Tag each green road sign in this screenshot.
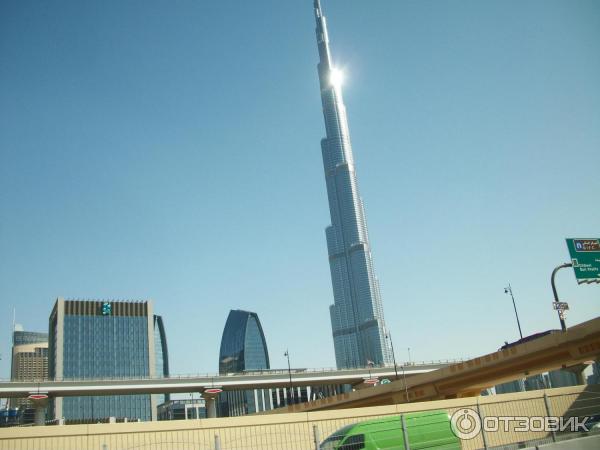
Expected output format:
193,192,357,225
566,238,600,284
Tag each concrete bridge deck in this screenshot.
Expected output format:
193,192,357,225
274,316,600,413
0,363,447,398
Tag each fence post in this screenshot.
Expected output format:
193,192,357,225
313,424,321,450
214,433,222,450
543,392,557,443
476,399,488,450
401,414,411,450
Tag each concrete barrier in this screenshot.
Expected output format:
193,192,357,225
538,434,600,450
0,385,598,450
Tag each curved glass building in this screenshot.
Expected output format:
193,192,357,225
218,310,270,416
313,0,393,369
153,315,170,407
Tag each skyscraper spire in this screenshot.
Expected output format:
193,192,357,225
312,1,393,369
314,0,332,71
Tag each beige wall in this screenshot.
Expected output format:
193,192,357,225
11,343,48,381
10,342,49,410
1,385,598,450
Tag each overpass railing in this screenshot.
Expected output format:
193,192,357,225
0,358,465,383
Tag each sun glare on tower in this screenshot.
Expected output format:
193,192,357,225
329,67,344,88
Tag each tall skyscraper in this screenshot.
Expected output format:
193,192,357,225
9,327,48,410
218,310,271,416
313,0,393,369
48,298,169,421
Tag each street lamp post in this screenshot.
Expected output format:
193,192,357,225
284,350,294,405
366,360,374,379
551,263,571,332
385,331,399,380
504,284,523,339
407,347,411,365
401,365,409,403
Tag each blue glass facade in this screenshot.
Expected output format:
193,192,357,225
61,314,150,420
13,331,48,346
313,0,393,369
62,315,150,379
218,310,270,416
153,315,169,406
219,310,269,374
48,299,168,421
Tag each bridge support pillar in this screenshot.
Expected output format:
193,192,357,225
30,398,48,426
202,391,219,418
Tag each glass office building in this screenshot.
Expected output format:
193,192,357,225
312,0,393,368
48,298,169,421
218,310,270,416
13,330,48,346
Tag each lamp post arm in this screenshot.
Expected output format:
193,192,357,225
551,263,572,332
507,284,523,339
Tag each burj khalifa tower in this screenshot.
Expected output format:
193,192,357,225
313,0,393,369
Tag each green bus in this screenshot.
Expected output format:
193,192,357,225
320,410,461,450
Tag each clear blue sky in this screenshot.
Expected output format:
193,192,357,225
1,0,599,378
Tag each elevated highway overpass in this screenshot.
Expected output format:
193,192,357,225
0,363,446,398
0,363,447,420
273,315,600,413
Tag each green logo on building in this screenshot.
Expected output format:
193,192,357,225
101,302,112,316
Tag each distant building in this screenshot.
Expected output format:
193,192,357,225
548,369,579,388
9,327,48,412
0,408,22,427
216,310,348,415
494,368,584,395
48,298,169,421
270,384,348,409
158,399,206,421
218,310,270,416
524,374,547,391
495,379,525,394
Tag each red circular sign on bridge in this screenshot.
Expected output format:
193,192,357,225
28,394,48,400
204,388,223,395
